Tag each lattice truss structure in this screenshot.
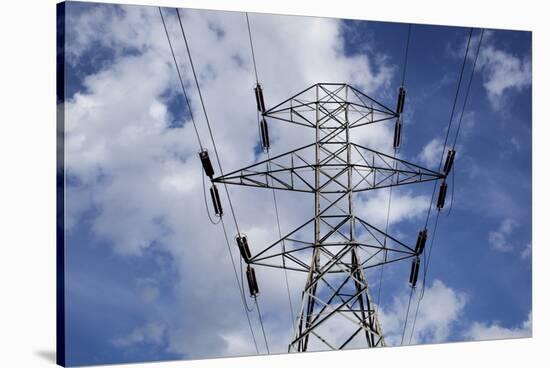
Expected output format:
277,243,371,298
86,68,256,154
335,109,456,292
213,83,445,352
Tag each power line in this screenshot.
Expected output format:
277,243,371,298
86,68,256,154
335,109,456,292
160,6,217,227
381,23,412,323
400,283,415,345
447,163,456,217
254,296,271,354
245,13,259,84
447,29,485,216
160,7,260,353
414,27,474,342
268,153,295,330
246,12,266,146
175,8,273,354
175,8,242,236
220,217,260,353
452,29,485,150
245,12,295,332
396,24,412,148
158,7,203,150
377,136,397,309
400,24,412,87
422,28,483,295
408,28,483,344
408,211,441,344
423,27,473,229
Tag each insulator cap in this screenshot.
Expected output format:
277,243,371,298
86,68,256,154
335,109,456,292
246,265,260,297
254,84,266,114
436,181,448,210
409,257,420,287
260,118,270,149
209,184,223,216
443,149,456,176
393,119,402,148
396,87,406,115
415,229,428,255
236,234,252,263
199,149,215,178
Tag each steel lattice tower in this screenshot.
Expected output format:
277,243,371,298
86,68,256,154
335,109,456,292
213,83,444,352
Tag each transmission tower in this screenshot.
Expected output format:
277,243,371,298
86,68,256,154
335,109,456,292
209,83,447,352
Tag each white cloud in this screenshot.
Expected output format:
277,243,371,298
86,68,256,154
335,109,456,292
356,189,430,229
449,32,530,110
510,137,521,151
64,5,533,360
417,137,443,169
465,312,531,341
63,3,469,359
378,279,467,346
521,243,532,260
112,321,167,348
136,278,160,303
488,218,518,252
478,44,531,109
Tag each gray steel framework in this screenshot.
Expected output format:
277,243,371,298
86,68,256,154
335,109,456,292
213,83,444,352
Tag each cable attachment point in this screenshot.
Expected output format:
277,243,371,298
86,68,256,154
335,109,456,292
393,119,402,148
199,149,215,179
414,228,428,255
209,183,223,216
409,257,420,288
443,149,456,177
436,181,448,210
236,234,252,264
246,265,260,297
254,83,266,114
396,86,406,115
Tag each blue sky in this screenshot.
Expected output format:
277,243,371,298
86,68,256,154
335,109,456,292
61,1,531,366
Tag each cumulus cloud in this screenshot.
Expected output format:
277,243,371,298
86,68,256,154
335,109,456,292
520,243,532,260
66,3,528,361
378,279,467,346
465,312,531,341
417,137,443,169
510,137,522,151
478,44,531,109
488,218,518,252
356,189,430,229
63,3,403,359
136,278,160,303
449,31,531,109
112,321,167,348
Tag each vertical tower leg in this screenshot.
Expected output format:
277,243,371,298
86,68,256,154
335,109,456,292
289,84,384,352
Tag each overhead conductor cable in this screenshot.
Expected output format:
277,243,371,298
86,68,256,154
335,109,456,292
408,28,484,345
245,11,294,335
379,24,411,324
177,8,270,354
163,7,261,353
